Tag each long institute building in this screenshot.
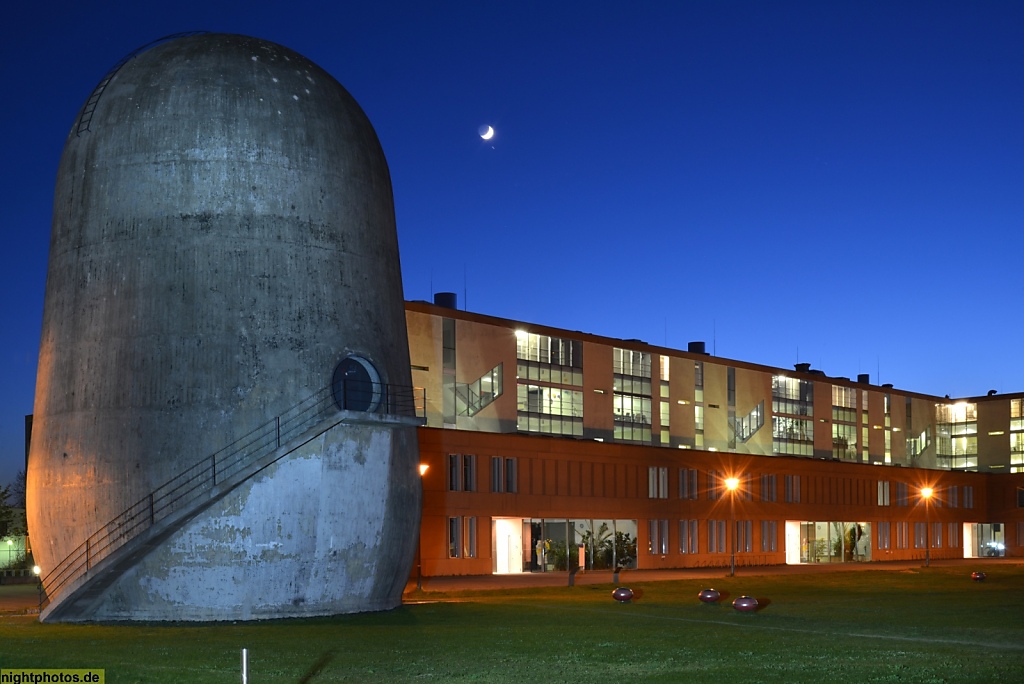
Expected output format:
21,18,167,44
25,295,1024,583
407,296,1024,578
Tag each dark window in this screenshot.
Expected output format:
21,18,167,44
332,356,381,412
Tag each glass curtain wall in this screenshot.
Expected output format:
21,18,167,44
936,402,978,470
799,521,872,563
500,519,640,573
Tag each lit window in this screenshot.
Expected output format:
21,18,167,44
648,467,668,499
648,519,669,555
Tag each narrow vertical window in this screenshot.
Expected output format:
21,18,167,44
505,457,518,493
462,454,476,492
465,517,477,558
680,520,699,554
648,520,668,554
760,520,777,552
649,466,668,498
448,517,462,558
784,474,801,503
877,522,890,550
448,454,460,492
708,470,723,500
679,468,698,499
490,456,518,493
491,456,502,492
738,520,752,553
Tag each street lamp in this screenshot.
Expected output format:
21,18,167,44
34,565,42,612
725,476,740,577
416,464,429,590
921,486,933,567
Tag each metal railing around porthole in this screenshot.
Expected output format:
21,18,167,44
39,380,425,611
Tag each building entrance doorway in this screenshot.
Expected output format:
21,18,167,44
789,521,871,564
491,518,639,573
491,518,525,574
965,522,1004,558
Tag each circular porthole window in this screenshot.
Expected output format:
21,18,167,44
332,355,383,413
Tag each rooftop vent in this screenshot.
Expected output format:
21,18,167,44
794,363,811,373
433,292,458,309
857,373,870,384
688,341,706,355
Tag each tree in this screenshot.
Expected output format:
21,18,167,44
9,470,25,510
0,484,12,538
0,471,27,538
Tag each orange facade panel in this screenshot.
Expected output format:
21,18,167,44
415,426,1005,577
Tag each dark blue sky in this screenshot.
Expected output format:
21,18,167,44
3,1,1023,484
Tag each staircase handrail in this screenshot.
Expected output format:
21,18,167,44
39,380,424,609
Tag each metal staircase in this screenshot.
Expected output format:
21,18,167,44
38,381,424,620
451,363,503,417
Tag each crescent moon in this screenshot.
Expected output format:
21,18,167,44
479,125,494,140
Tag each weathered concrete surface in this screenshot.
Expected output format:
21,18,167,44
83,421,419,621
28,33,418,620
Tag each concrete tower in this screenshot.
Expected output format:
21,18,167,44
28,33,421,621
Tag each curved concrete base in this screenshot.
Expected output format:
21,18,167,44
72,421,419,622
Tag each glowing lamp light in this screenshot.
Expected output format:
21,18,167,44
419,464,430,477
921,486,934,568
32,566,41,576
725,475,741,577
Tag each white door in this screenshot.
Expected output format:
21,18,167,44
963,523,975,559
493,518,524,574
785,521,802,564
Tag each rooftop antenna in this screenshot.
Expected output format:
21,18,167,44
664,317,667,347
463,264,467,311
713,319,717,356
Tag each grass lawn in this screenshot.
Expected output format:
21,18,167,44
1,565,1022,683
